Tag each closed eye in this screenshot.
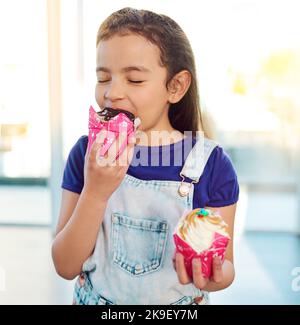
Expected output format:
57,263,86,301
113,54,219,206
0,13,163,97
129,80,144,84
97,80,144,84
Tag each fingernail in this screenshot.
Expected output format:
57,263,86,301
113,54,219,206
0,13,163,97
176,253,182,260
192,258,200,266
96,131,105,143
214,256,221,263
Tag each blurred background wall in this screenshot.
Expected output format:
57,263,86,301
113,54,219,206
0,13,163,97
0,0,299,304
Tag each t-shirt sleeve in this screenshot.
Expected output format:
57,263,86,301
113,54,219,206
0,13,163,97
206,146,239,207
61,136,88,194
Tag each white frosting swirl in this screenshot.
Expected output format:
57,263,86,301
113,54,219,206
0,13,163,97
176,209,230,253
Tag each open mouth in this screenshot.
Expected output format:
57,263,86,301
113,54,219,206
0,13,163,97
97,107,135,122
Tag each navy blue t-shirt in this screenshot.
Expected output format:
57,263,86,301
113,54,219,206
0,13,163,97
61,136,239,208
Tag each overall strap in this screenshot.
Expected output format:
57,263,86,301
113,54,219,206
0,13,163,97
180,137,218,183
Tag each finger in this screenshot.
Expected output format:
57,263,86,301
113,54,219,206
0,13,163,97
212,256,223,283
114,131,129,166
128,134,136,155
96,131,125,167
100,133,119,166
175,253,191,285
116,134,136,167
128,134,137,147
96,129,107,145
103,131,127,166
192,258,208,289
126,135,136,164
88,130,107,162
172,252,176,271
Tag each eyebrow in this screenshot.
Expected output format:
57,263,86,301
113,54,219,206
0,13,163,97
96,66,150,73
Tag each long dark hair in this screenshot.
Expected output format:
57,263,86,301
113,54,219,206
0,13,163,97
96,7,205,137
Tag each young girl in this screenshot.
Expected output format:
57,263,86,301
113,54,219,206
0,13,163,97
52,7,239,305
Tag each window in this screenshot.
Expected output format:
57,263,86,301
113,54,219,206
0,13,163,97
0,0,49,179
0,0,50,225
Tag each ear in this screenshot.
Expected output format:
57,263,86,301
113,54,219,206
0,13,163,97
167,70,191,104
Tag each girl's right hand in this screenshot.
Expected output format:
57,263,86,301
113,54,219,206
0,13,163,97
83,130,136,202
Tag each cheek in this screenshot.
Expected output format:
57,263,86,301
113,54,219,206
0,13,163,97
132,92,156,120
132,85,168,108
95,84,101,97
95,85,104,105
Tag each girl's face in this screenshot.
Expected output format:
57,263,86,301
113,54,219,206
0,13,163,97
95,33,174,133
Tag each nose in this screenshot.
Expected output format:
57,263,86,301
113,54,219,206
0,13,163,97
104,79,125,101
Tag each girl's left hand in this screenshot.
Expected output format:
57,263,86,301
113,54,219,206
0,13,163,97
172,252,223,290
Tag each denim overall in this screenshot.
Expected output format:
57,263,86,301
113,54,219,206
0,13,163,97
73,137,217,305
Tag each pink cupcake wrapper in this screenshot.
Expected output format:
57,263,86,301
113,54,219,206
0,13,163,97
173,232,229,278
87,106,134,159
